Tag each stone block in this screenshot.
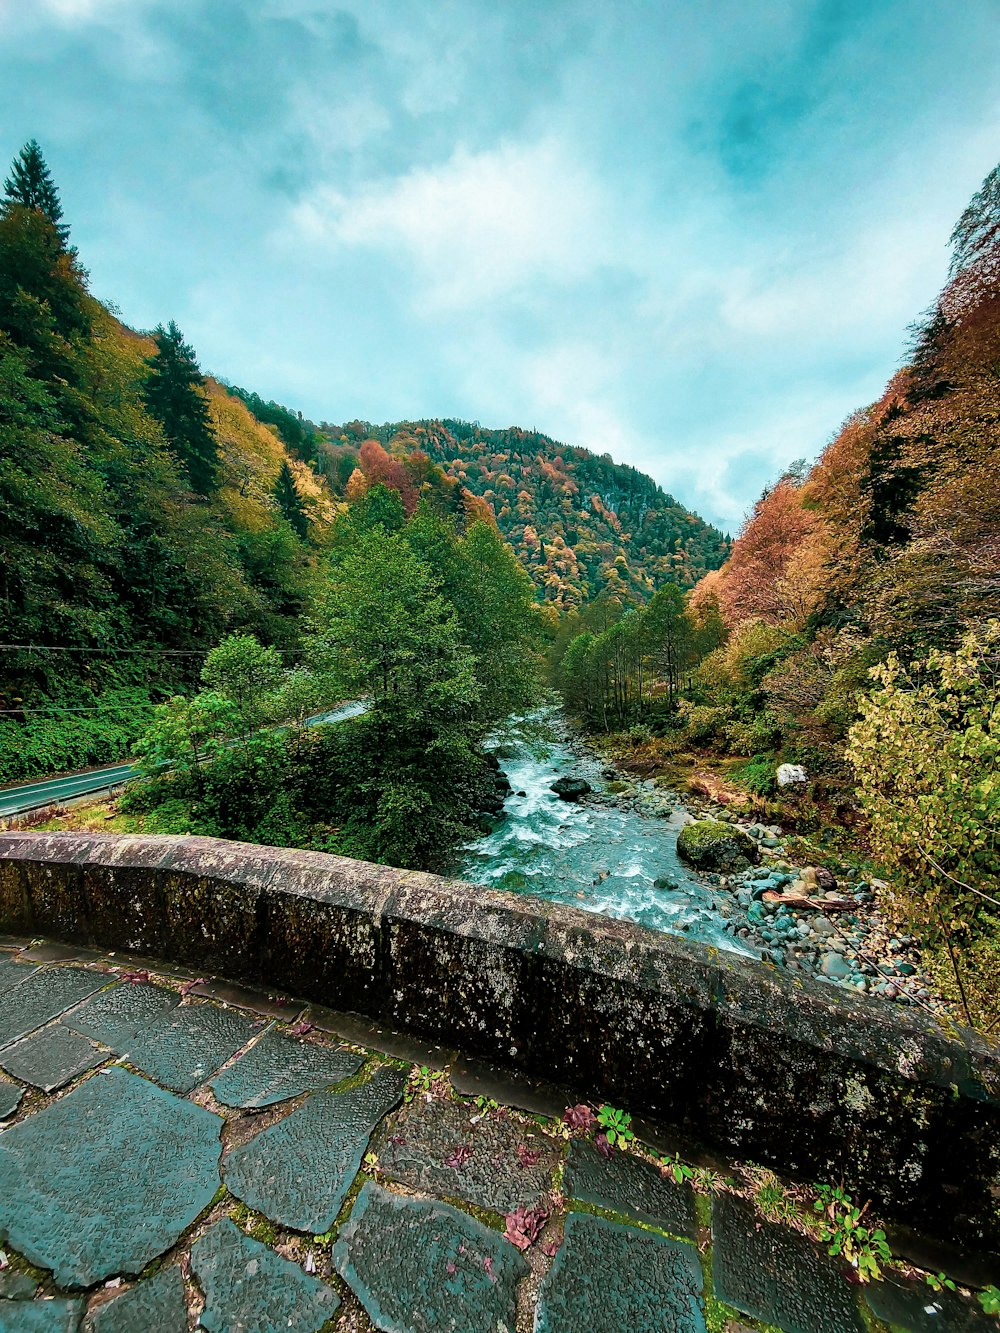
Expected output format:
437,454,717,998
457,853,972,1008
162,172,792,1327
333,1181,528,1333
0,1066,222,1287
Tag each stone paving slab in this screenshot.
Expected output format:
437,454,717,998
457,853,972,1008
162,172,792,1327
82,1266,187,1333
0,1270,38,1298
0,1075,23,1120
0,1298,85,1331
0,1066,223,1287
0,957,39,994
712,1191,865,1333
379,1094,560,1213
63,982,180,1053
0,1025,105,1092
333,1180,529,1333
190,1218,340,1333
224,1064,406,1232
865,1273,993,1330
121,1002,262,1093
535,1211,706,1333
563,1139,697,1237
209,1027,363,1109
0,967,105,1051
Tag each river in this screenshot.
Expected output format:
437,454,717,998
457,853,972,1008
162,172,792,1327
459,710,743,952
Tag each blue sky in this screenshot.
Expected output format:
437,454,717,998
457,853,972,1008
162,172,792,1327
3,0,999,531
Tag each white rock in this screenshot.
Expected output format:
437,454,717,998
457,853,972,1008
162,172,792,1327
776,763,808,787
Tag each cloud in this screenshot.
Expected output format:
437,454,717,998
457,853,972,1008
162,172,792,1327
292,136,621,310
4,0,1000,531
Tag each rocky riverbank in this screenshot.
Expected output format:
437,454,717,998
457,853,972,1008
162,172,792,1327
559,727,950,1020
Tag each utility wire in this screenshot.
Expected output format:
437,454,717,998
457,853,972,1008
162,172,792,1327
0,704,161,715
0,643,305,657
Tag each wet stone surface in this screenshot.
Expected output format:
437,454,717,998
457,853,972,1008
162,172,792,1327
0,1298,85,1332
0,1024,105,1091
333,1180,529,1333
536,1211,706,1333
0,967,104,1051
64,982,180,1053
0,957,38,994
82,1266,187,1333
564,1139,696,1237
121,1002,262,1093
0,1269,37,1298
378,1092,561,1213
0,935,986,1331
0,1066,222,1286
864,1273,993,1330
209,1027,362,1109
190,1219,340,1333
712,1191,865,1333
223,1064,406,1232
0,1074,23,1119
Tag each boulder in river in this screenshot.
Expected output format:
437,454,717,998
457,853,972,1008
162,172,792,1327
550,776,592,802
677,819,760,873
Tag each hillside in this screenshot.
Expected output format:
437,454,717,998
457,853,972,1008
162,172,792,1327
0,149,340,777
315,420,729,608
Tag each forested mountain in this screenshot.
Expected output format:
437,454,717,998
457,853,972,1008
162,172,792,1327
0,142,335,776
1,138,724,782
314,419,729,607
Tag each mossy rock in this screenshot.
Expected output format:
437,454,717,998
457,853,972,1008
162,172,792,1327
676,819,760,873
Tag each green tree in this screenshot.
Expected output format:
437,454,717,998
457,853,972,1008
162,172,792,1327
307,527,483,868
351,480,405,533
144,321,219,495
274,460,309,539
200,633,283,739
3,140,69,245
452,520,540,724
132,690,238,779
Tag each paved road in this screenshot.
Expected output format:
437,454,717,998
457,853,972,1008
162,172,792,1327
0,701,366,820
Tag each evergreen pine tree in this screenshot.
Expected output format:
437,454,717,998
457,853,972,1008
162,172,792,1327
143,321,219,495
3,140,69,245
274,459,309,538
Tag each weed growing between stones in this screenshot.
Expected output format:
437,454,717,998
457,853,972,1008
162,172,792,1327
812,1184,890,1283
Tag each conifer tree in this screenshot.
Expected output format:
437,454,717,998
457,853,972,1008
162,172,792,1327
274,459,309,538
3,140,69,245
143,321,219,495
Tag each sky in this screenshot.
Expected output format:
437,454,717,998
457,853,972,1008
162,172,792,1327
2,0,999,532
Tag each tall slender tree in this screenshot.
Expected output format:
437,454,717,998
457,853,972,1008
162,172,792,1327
3,140,69,245
274,460,309,538
143,321,219,495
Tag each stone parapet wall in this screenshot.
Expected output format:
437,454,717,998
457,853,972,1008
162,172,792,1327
1,830,998,1261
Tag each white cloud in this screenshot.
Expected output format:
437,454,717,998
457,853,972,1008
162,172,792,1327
290,136,620,310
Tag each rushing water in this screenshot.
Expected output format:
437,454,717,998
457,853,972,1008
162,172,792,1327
460,710,744,951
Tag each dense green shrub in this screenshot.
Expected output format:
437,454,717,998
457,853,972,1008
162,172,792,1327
847,621,1000,956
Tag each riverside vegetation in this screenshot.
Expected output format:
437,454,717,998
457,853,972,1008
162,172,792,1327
551,162,1000,1032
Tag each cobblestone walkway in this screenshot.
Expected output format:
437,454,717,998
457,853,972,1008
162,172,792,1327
0,935,990,1332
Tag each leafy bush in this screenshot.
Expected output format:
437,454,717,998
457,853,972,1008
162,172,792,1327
846,622,1000,946
0,687,153,782
733,754,777,797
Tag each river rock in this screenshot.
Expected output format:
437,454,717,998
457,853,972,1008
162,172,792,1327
676,820,760,874
800,866,837,893
821,953,852,980
550,777,592,802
